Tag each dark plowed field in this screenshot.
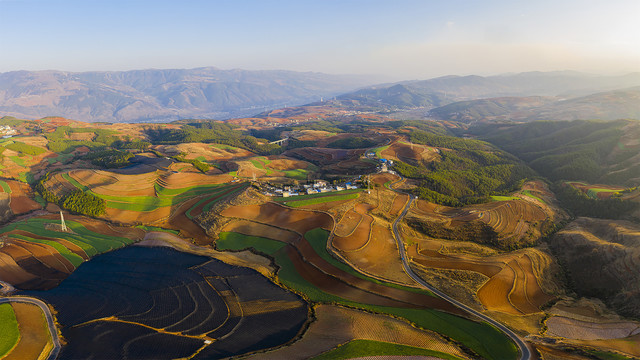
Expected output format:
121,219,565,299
20,246,308,359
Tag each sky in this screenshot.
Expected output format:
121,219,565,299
0,0,638,80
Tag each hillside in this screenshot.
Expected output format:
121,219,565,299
0,68,376,123
429,87,640,123
549,217,640,319
470,120,640,186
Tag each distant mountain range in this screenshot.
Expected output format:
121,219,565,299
0,67,377,123
330,71,640,116
2,68,639,123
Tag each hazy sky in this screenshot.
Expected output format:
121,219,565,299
0,0,638,80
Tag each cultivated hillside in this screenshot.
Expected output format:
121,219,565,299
0,68,376,123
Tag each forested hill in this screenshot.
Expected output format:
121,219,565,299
468,120,640,186
0,67,376,123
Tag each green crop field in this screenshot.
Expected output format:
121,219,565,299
8,233,84,267
134,225,180,235
210,143,242,151
61,173,239,212
0,218,135,259
0,303,20,358
370,144,390,158
521,190,545,203
491,195,521,201
586,188,620,199
0,180,11,193
215,229,518,360
312,339,464,360
278,193,360,208
217,232,287,255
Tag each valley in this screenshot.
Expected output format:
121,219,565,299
0,103,638,360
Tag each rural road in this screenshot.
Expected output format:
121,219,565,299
388,177,531,360
0,296,61,360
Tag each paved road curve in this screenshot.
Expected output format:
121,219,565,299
0,296,61,360
389,178,531,360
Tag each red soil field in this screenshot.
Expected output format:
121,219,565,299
221,202,333,235
380,142,437,165
333,205,373,252
221,220,300,244
389,193,408,217
0,252,35,284
6,180,41,214
411,244,553,314
69,170,157,197
286,242,462,315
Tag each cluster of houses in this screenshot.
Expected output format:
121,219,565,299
262,179,359,197
0,125,17,138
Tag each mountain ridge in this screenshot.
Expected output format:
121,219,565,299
0,67,378,123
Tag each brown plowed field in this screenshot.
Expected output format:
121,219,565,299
2,243,68,282
371,172,398,185
6,302,53,360
7,231,88,260
0,253,35,284
221,202,333,235
248,304,471,360
389,194,408,217
221,220,300,244
334,208,363,237
6,181,41,214
160,172,232,188
294,238,463,315
333,209,373,251
411,244,552,314
381,142,438,165
546,316,640,340
69,170,157,197
157,143,255,161
12,240,74,273
286,244,413,308
477,264,520,314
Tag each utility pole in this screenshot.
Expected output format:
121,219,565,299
60,211,67,232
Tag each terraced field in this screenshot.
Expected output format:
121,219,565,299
407,240,555,315
284,147,376,175
216,225,518,360
566,181,626,199
43,169,247,242
234,155,317,180
0,215,144,290
19,246,308,360
411,195,551,249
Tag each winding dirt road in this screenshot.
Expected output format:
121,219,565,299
388,176,531,360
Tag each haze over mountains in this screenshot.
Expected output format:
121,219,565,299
1,68,639,123
0,67,377,123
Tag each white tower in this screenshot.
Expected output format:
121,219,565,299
60,211,67,232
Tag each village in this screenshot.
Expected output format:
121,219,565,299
261,155,395,197
261,178,361,197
